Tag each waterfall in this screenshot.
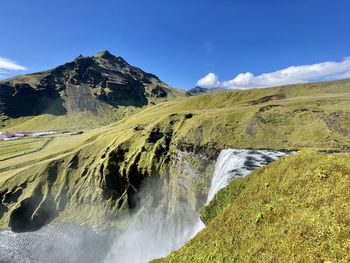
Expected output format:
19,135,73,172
191,149,291,237
206,149,290,203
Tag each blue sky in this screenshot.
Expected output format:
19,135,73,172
1,0,350,89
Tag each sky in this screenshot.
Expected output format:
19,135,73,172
1,0,350,90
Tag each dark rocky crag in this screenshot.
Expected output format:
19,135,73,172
187,86,227,96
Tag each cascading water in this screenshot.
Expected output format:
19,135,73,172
190,149,291,237
0,149,291,263
206,149,290,203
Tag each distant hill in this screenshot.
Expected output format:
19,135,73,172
0,50,186,127
187,86,227,95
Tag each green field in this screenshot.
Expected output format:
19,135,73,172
0,138,51,161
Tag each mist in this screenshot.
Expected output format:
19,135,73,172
104,175,202,263
0,224,113,263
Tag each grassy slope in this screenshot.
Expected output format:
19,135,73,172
1,108,136,132
145,79,350,151
2,83,187,132
0,138,50,161
2,78,350,148
0,79,349,231
154,151,350,263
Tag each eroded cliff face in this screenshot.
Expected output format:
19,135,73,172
0,112,216,232
92,117,216,230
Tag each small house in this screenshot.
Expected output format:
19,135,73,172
14,132,29,137
2,133,15,138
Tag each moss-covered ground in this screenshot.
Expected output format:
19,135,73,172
154,151,350,262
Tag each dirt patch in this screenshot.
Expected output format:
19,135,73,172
324,111,350,136
248,94,286,105
246,105,284,136
258,104,283,113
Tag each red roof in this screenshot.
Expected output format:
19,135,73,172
2,133,15,137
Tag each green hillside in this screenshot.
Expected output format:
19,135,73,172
0,78,349,234
154,151,350,262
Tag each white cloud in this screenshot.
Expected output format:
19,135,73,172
196,72,219,88
197,57,350,89
0,57,27,79
0,57,27,71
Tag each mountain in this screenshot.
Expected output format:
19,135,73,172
187,86,226,95
0,50,186,128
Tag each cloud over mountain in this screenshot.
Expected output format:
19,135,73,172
196,72,219,88
197,57,350,89
0,57,27,78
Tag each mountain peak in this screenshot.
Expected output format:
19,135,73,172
95,50,115,59
75,54,84,60
94,50,128,65
188,86,227,95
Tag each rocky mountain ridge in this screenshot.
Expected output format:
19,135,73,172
0,50,185,120
187,86,227,95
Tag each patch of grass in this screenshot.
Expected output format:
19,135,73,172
1,107,141,132
0,138,50,161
